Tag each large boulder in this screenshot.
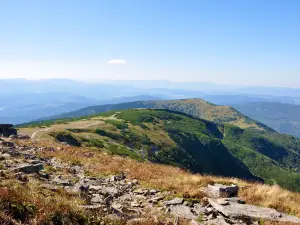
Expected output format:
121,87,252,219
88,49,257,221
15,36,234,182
203,184,238,198
0,124,17,137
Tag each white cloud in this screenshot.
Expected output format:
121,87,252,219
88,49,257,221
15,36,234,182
107,59,127,65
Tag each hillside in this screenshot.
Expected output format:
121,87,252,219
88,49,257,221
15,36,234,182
2,137,300,224
235,102,300,138
19,109,300,192
40,99,271,132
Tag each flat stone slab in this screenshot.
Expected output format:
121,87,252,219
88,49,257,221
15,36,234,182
163,197,183,206
169,205,198,220
208,198,300,223
10,163,43,174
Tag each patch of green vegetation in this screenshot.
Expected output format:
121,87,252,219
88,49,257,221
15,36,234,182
223,140,300,191
106,143,143,161
81,137,104,148
95,128,152,149
66,128,90,133
105,119,128,130
223,124,300,173
117,109,223,138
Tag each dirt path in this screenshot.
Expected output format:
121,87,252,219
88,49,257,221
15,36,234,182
81,121,102,129
31,127,53,139
81,113,117,128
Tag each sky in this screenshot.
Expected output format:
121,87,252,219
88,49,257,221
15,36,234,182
0,0,299,87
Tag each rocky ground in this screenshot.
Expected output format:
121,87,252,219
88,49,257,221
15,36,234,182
1,136,300,225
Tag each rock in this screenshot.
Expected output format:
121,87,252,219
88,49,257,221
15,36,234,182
0,153,11,160
89,185,103,192
91,194,104,204
68,165,83,174
132,179,138,185
9,134,30,140
133,188,149,195
163,197,184,206
205,207,217,215
15,172,29,182
109,174,126,182
48,158,68,169
101,187,120,197
204,184,239,198
193,203,206,215
208,198,300,223
207,213,214,220
52,176,73,186
0,141,15,148
111,203,124,214
78,183,90,192
203,216,229,225
184,201,194,207
130,202,141,207
169,205,197,220
10,163,43,174
190,220,201,225
222,197,246,204
0,124,17,137
149,196,165,203
149,189,159,194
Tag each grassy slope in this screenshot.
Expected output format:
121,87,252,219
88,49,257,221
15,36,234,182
32,98,271,132
25,139,300,219
20,109,300,192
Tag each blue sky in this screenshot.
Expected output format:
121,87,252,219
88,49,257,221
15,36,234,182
0,0,299,86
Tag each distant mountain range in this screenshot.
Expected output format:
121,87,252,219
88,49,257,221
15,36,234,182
235,102,300,138
0,93,161,124
3,78,300,125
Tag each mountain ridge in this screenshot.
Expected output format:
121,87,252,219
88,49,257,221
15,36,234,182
36,98,273,132
19,108,300,192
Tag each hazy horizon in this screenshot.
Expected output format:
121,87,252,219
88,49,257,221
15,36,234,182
1,0,299,87
1,77,300,89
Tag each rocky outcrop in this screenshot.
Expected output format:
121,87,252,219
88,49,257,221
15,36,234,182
0,124,17,137
1,140,300,224
10,163,44,174
208,198,300,224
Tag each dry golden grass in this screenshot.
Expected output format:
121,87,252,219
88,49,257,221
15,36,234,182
0,177,187,225
23,140,300,218
0,178,86,224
